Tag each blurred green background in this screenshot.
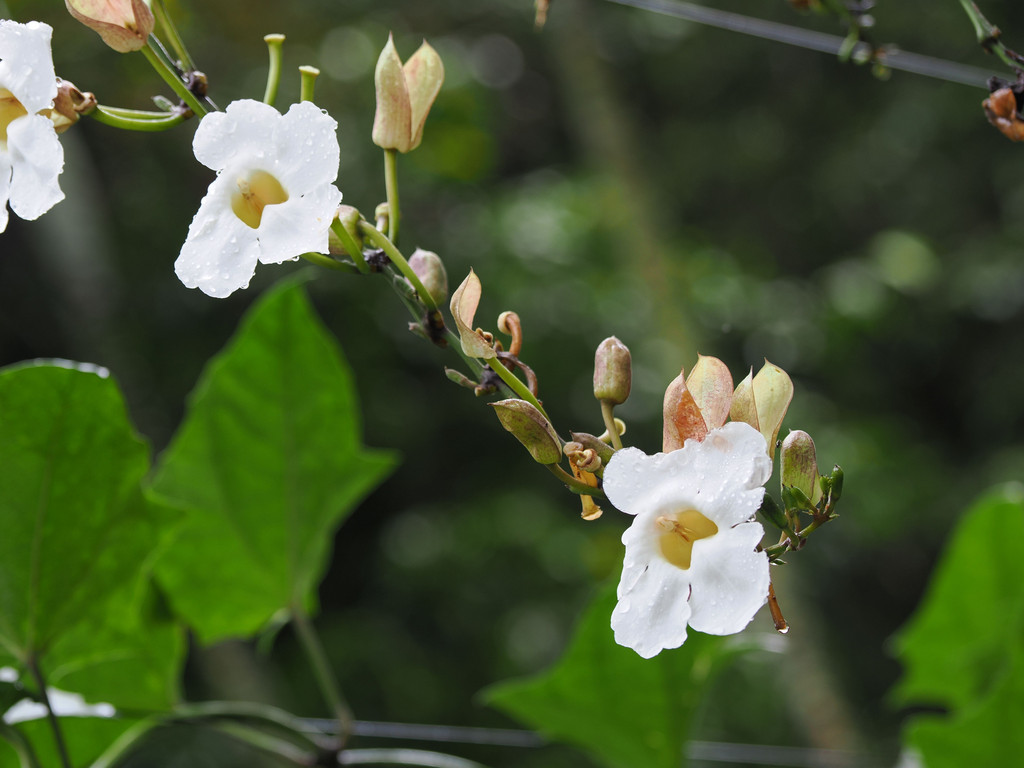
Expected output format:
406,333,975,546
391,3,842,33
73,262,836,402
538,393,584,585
3,0,1024,765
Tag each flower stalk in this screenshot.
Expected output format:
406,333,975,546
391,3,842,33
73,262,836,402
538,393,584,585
26,657,72,768
384,148,401,242
263,34,285,106
141,38,207,116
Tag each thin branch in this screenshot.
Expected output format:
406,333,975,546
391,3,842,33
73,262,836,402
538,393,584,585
338,749,487,768
602,0,997,87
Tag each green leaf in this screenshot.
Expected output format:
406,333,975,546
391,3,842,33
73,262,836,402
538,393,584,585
150,279,398,643
0,362,157,665
891,485,1024,711
0,716,136,768
905,649,1024,767
486,582,743,768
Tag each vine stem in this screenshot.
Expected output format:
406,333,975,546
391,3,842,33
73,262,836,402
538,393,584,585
600,401,623,450
958,0,1024,70
150,0,195,72
290,603,354,747
339,748,486,768
358,222,438,312
88,104,188,131
26,657,72,768
546,464,605,496
141,40,207,117
383,149,401,243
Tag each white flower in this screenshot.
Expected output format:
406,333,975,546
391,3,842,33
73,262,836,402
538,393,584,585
603,421,773,658
175,99,343,298
0,19,64,233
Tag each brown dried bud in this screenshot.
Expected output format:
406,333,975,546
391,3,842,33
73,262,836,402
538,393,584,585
46,80,96,134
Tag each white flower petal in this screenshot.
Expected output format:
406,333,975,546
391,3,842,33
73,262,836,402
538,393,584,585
0,20,57,114
6,113,63,221
686,522,770,636
612,558,693,659
271,101,341,194
256,182,341,265
192,100,280,172
175,182,260,298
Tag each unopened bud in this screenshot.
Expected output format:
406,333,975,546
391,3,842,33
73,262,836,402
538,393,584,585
780,430,821,505
490,399,562,464
372,34,444,153
65,0,154,53
593,336,631,405
327,205,363,256
408,248,448,305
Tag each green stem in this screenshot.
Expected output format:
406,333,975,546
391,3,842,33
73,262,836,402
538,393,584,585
88,104,188,131
26,658,71,768
358,222,438,312
291,604,353,746
151,0,195,72
958,0,1024,69
600,401,623,450
299,66,320,103
0,721,43,768
299,251,360,273
263,34,285,106
141,40,207,117
211,722,316,765
763,515,833,559
383,149,401,243
486,358,550,422
339,749,487,768
546,463,605,496
331,218,369,273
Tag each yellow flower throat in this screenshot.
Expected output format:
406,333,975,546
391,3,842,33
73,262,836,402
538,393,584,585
656,509,718,570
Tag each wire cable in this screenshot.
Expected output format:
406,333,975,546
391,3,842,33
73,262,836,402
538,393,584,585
603,0,999,88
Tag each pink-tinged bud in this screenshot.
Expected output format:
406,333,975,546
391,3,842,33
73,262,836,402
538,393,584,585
408,248,448,305
490,399,562,464
372,34,444,153
661,355,735,452
662,369,707,452
730,360,794,460
685,355,733,431
593,336,632,405
65,0,154,53
450,270,496,360
781,430,822,505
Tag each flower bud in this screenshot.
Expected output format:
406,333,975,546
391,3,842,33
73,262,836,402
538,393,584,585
490,399,562,464
593,336,631,405
65,0,154,53
729,360,794,460
372,34,444,153
327,205,364,256
780,430,822,505
408,248,448,305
